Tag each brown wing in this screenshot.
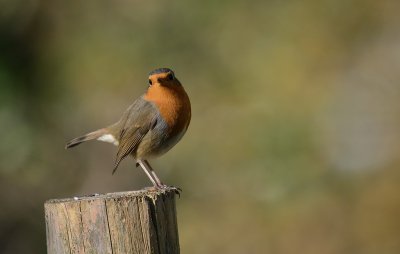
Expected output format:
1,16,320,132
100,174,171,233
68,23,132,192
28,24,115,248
112,97,158,174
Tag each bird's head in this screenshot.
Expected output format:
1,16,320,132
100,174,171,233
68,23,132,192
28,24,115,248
148,68,181,87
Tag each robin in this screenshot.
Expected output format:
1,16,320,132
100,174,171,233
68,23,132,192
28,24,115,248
65,68,191,189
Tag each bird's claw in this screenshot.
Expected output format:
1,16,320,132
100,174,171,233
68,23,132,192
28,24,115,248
158,185,182,197
145,185,182,198
168,186,182,198
144,185,182,197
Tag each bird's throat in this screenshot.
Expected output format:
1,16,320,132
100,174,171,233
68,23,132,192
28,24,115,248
144,84,191,130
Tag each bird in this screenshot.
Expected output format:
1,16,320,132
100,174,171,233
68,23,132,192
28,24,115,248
65,68,191,189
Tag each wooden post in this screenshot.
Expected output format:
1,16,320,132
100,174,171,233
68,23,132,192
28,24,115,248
44,188,180,254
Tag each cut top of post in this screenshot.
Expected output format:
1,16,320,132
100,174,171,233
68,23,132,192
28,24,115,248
45,188,180,254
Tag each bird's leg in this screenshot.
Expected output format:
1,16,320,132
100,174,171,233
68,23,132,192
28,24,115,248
142,160,164,187
137,160,182,195
144,160,182,194
137,159,160,187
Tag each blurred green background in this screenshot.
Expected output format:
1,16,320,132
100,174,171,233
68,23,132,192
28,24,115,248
1,0,400,253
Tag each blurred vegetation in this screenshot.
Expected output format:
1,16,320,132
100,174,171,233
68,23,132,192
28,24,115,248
1,0,400,253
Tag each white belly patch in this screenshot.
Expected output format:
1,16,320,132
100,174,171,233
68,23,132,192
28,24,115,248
97,134,119,146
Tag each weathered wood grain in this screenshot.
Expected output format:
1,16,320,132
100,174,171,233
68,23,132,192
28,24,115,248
45,188,180,254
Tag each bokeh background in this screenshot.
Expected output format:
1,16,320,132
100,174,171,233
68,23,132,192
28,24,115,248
1,0,400,253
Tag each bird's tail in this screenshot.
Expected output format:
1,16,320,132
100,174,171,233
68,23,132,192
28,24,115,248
65,128,108,149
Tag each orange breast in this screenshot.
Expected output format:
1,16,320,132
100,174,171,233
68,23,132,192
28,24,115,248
144,84,191,135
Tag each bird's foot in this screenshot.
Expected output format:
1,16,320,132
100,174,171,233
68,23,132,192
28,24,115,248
143,185,182,197
164,185,182,197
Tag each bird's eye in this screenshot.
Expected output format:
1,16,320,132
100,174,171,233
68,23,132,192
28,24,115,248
167,73,174,81
148,79,152,85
